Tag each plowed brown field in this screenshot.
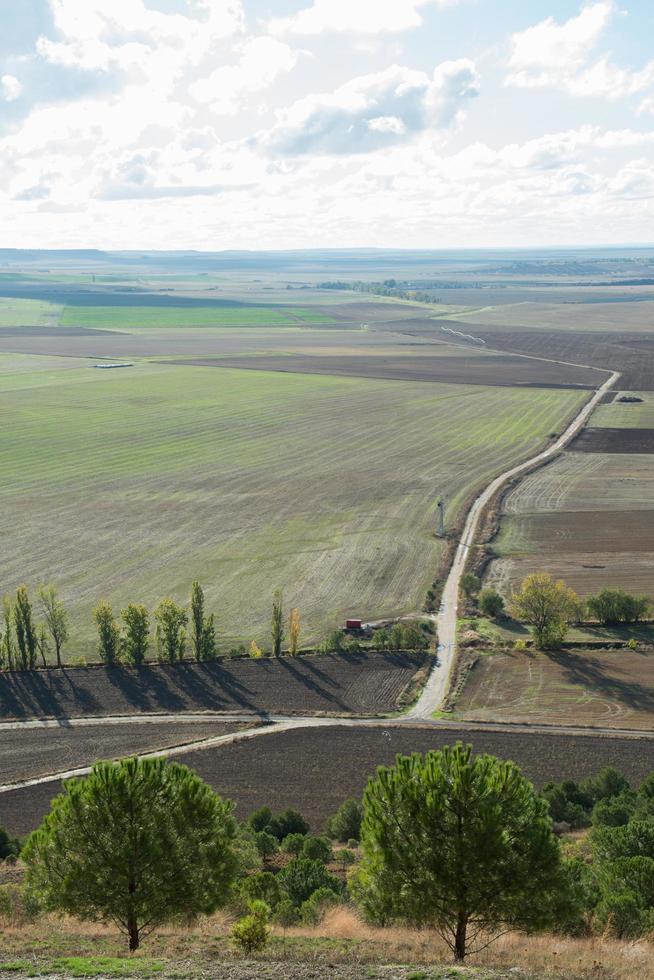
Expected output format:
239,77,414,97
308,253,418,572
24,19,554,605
457,648,654,729
0,652,426,720
3,724,653,837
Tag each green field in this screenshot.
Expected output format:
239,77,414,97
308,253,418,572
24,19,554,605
592,392,654,427
0,359,585,656
0,297,61,326
60,306,333,329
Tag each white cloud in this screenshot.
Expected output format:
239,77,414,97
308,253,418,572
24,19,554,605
189,36,298,115
270,0,459,36
506,1,654,100
1,75,23,102
36,0,245,75
259,59,479,155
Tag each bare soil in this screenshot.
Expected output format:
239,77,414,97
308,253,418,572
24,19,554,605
4,722,654,837
0,652,425,720
0,719,251,784
457,648,654,730
169,353,600,388
567,427,654,453
457,327,654,391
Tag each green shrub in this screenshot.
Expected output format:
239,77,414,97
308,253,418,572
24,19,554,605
478,588,505,619
281,832,306,856
301,836,332,864
299,886,340,925
255,830,278,864
278,858,343,907
461,573,481,597
326,798,363,842
231,900,270,955
273,897,299,929
240,872,281,910
592,794,636,828
0,826,20,859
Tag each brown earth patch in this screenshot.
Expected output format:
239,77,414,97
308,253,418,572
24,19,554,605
164,353,599,388
496,509,654,555
0,652,425,721
0,719,252,785
452,327,653,391
457,648,654,730
567,427,654,453
3,723,654,837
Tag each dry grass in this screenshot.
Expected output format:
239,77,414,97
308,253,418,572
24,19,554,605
1,907,652,979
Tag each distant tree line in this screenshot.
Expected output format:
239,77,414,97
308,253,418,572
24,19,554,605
0,582,304,670
316,279,444,304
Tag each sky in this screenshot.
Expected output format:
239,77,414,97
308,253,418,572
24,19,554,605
1,0,654,250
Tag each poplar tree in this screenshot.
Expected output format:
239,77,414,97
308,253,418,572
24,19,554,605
38,586,69,668
154,598,187,663
13,586,37,670
190,581,216,661
271,589,284,658
289,608,300,655
93,600,121,665
121,604,149,666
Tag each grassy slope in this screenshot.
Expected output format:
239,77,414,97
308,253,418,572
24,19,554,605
0,361,585,655
60,306,333,328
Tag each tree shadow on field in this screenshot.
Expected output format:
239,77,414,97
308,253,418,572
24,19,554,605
103,665,187,714
274,656,349,711
0,669,102,720
547,649,654,716
169,662,263,715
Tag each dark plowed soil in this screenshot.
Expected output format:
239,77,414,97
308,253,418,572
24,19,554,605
165,353,599,388
0,720,250,784
3,723,653,837
568,427,654,453
460,327,653,390
0,652,425,721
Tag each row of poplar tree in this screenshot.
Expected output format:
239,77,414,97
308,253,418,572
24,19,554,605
0,583,301,670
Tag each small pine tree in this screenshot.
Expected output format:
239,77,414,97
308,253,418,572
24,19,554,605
249,640,263,659
231,900,270,955
93,601,121,665
271,590,284,658
289,608,300,655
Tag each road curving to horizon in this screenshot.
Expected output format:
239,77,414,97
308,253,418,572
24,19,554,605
408,368,621,719
0,367,623,800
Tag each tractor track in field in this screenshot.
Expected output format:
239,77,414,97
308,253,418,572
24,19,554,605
0,343,622,798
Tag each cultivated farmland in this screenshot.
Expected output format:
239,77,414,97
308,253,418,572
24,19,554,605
456,648,654,730
4,723,654,836
0,652,426,720
0,359,585,653
60,305,333,329
0,719,252,784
